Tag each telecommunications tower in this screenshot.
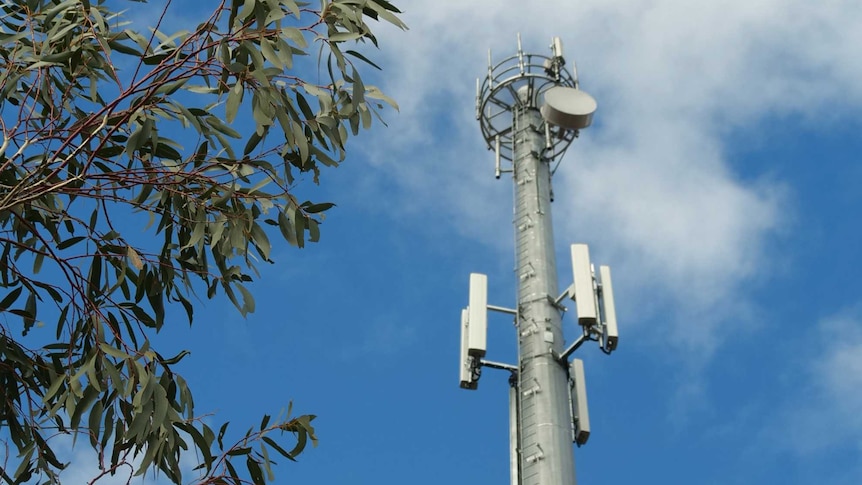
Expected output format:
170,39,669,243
459,36,619,485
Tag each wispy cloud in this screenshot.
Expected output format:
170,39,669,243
796,309,862,450
353,0,862,359
339,314,418,362
752,306,862,485
6,431,201,485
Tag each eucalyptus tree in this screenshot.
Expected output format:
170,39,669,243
0,0,404,483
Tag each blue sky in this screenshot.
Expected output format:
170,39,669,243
41,0,862,484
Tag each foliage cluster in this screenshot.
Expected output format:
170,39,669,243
0,0,404,483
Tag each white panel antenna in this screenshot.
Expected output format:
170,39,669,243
468,273,488,357
551,36,564,60
459,308,476,389
569,359,590,446
599,266,618,352
570,244,597,327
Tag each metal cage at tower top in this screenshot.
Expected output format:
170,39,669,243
476,39,580,164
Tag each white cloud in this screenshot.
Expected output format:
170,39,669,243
759,307,862,459
339,314,419,362
3,431,204,485
813,312,862,435
353,0,862,357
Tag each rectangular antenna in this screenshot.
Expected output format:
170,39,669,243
569,358,590,446
517,33,525,74
570,244,598,326
475,78,481,120
599,265,618,352
495,135,501,179
551,36,564,59
509,384,520,485
487,50,494,90
460,308,476,389
468,273,488,357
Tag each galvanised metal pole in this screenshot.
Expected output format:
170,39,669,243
511,92,576,485
467,36,604,485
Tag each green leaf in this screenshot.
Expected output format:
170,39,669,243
352,66,365,106
22,291,37,335
95,144,126,158
32,432,64,468
154,141,183,161
262,436,293,460
228,446,252,456
177,422,213,472
0,286,23,310
292,122,308,165
70,384,99,430
294,211,306,248
127,246,144,270
87,255,102,299
126,126,144,160
107,39,142,56
281,26,306,47
308,219,320,243
185,215,207,250
365,0,408,29
247,456,265,485
249,223,271,260
237,284,255,315
329,31,362,43
364,85,399,110
225,459,240,482
177,295,194,324
57,236,86,250
152,384,169,430
161,349,191,366
259,38,281,69
233,0,256,27
32,281,62,303
88,400,104,448
295,93,315,120
209,116,243,138
218,422,230,449
345,50,382,70
194,140,210,163
186,85,218,94
260,441,274,481
226,82,243,124
42,375,66,405
286,425,308,457
142,52,171,65
277,210,297,246
302,202,335,214
33,252,45,274
243,131,263,156
132,183,154,205
98,342,132,360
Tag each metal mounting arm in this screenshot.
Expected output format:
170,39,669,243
481,359,519,373
488,304,518,315
559,334,587,363
553,283,575,307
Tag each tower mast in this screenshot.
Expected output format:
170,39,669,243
510,85,574,485
459,35,618,485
